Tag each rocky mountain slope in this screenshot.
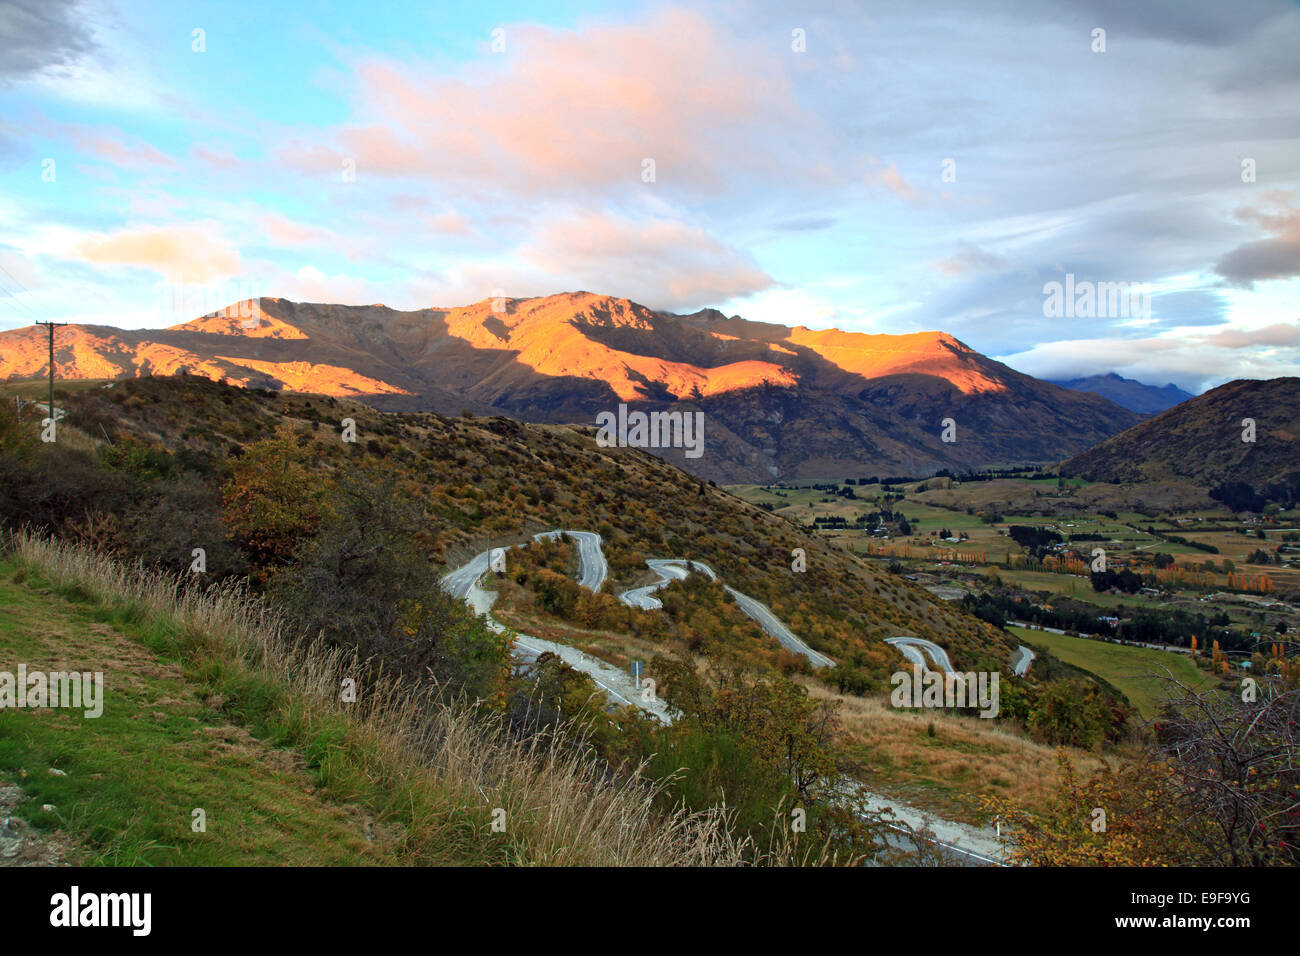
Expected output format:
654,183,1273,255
0,292,1141,481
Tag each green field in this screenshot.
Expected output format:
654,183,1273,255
1007,626,1217,718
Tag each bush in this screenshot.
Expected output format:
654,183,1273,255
269,465,511,699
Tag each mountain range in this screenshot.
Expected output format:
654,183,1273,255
1063,377,1300,499
0,292,1143,482
1050,372,1195,415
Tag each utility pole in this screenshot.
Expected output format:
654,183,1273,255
34,320,67,422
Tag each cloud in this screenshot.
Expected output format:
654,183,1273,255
997,321,1300,392
1214,196,1300,287
74,224,242,282
1045,0,1292,47
277,8,809,199
64,125,178,171
273,265,387,306
260,214,336,248
0,247,45,291
1203,322,1300,349
0,0,96,82
864,157,922,203
933,243,1008,277
191,145,240,171
423,210,473,236
520,210,774,309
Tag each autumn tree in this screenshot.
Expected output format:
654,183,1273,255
220,429,333,573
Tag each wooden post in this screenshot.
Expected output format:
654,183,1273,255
34,320,67,421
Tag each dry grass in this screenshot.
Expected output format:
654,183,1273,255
804,681,1113,824
6,530,767,866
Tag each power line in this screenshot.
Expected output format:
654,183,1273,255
0,261,54,327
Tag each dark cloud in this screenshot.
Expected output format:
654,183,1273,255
1215,237,1300,287
1214,198,1300,286
0,0,96,82
1049,0,1292,47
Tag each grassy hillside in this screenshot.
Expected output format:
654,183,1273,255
25,372,1018,680
2,372,1168,856
0,534,747,865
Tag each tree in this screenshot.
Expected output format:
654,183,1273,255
1026,680,1116,748
220,430,333,573
1151,676,1300,865
270,463,511,699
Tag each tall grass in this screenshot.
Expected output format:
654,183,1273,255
6,530,762,866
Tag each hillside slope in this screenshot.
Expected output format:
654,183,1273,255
1062,377,1300,499
0,538,744,866
23,373,1017,678
0,293,1141,481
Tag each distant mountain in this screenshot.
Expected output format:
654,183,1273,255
1063,378,1300,504
1050,372,1194,414
0,292,1142,482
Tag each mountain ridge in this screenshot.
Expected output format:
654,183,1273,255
1050,372,1195,415
0,291,1142,481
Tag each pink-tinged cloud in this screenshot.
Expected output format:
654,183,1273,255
864,157,921,202
65,126,178,171
277,7,807,197
521,210,773,307
424,210,472,235
260,213,335,247
191,145,240,171
1203,322,1300,349
74,225,241,282
1216,193,1300,287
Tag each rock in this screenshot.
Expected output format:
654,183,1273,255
41,804,56,813
48,768,68,777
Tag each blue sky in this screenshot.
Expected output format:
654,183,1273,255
1,0,1298,392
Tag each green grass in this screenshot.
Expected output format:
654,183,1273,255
1007,626,1217,718
0,537,749,867
0,560,386,865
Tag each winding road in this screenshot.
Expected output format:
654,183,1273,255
616,558,837,669
1012,645,1036,676
884,636,956,673
440,529,1010,864
532,530,608,591
440,536,672,723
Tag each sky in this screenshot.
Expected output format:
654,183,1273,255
0,0,1297,393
